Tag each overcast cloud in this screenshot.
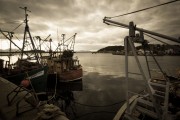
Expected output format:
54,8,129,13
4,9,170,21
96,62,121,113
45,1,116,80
0,0,179,51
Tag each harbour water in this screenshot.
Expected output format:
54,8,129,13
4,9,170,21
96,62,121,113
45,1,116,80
72,53,180,120
0,53,180,120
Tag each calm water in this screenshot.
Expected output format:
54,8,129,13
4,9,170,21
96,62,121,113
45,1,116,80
1,53,180,120
72,53,180,120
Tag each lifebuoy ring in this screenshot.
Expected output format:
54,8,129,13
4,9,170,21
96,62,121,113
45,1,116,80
21,79,30,88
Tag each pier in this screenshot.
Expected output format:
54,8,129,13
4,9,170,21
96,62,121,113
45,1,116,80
0,77,38,120
0,77,69,120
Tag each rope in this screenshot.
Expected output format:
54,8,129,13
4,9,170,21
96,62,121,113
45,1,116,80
47,73,58,102
74,89,145,108
107,0,179,18
74,100,125,107
33,104,68,120
25,72,39,101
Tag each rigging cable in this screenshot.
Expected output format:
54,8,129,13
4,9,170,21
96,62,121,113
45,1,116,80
2,22,24,38
52,41,58,49
73,89,145,108
0,20,21,24
144,33,170,45
107,0,180,18
74,100,125,107
73,91,146,119
14,34,21,42
107,24,127,29
11,22,24,32
144,33,180,51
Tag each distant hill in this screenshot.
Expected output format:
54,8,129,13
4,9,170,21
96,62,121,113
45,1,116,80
76,50,92,53
136,44,180,51
97,46,124,53
0,49,46,53
97,44,180,55
0,49,19,52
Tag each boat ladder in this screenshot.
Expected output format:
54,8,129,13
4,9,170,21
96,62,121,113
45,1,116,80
123,30,170,120
143,46,170,120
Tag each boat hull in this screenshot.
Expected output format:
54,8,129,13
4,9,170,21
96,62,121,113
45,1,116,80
59,67,83,82
48,67,83,82
4,66,48,93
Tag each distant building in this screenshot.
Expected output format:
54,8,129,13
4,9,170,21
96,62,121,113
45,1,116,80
165,49,174,55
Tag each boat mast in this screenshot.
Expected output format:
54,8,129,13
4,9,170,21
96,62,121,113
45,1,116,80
49,38,52,58
8,32,13,64
20,7,40,63
61,34,65,50
71,33,77,51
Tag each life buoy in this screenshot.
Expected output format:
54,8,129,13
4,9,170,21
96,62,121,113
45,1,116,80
21,79,30,88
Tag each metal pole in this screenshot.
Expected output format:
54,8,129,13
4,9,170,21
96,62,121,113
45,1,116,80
128,37,161,119
103,17,180,43
0,30,22,52
140,31,152,78
124,36,130,113
8,32,12,64
61,34,65,50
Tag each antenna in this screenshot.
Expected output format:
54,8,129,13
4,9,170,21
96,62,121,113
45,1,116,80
19,7,31,24
19,7,31,13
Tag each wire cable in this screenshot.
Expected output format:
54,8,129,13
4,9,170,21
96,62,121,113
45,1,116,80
107,0,180,18
74,100,125,107
47,73,58,102
0,20,21,24
11,22,24,32
73,89,145,108
144,33,180,51
144,33,170,45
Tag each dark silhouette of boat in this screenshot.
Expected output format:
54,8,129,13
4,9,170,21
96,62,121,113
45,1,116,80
0,7,48,93
47,49,82,82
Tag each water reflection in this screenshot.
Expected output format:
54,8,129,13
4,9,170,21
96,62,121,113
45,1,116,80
71,53,180,120
72,72,146,120
1,53,179,120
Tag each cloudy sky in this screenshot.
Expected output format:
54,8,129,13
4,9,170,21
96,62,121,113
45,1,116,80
0,0,179,51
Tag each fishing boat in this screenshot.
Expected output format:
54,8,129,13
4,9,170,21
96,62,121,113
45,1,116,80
0,7,48,93
47,50,83,82
103,18,180,120
46,33,83,82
